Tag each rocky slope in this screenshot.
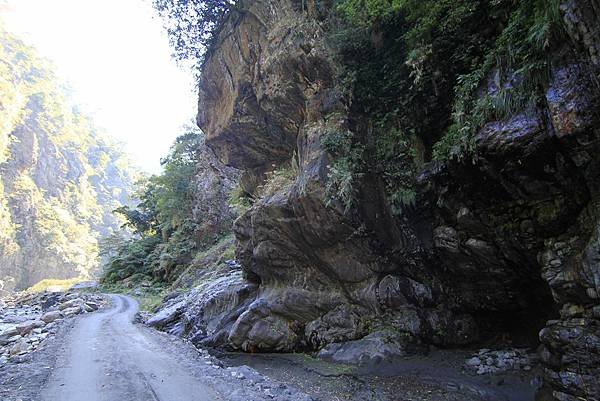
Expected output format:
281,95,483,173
0,290,106,365
0,26,135,292
150,0,600,400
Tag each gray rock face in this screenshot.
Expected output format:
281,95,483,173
167,0,600,399
194,0,495,357
147,269,259,349
146,300,187,328
190,140,240,245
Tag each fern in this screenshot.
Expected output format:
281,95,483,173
433,0,567,161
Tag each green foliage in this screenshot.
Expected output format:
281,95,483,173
335,0,398,26
153,129,202,231
433,0,566,160
229,185,252,214
330,0,568,214
0,24,136,290
137,290,168,312
113,203,156,237
152,0,235,75
321,129,364,212
101,235,162,284
102,128,203,285
374,126,417,213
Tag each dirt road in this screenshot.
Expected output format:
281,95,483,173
42,294,220,401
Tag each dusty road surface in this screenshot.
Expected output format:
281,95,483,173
1,293,310,401
42,294,221,401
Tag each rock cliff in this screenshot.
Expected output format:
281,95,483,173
0,26,135,292
153,0,600,399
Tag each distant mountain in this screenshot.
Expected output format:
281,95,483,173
0,23,136,292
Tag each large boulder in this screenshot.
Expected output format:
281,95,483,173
318,330,428,366
146,300,187,328
40,311,63,324
0,327,19,346
58,298,84,311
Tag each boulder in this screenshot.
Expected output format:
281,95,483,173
64,293,81,301
40,293,62,311
146,300,186,328
41,311,63,324
318,330,427,366
9,339,28,357
0,327,19,346
59,298,84,311
62,306,81,317
16,320,44,336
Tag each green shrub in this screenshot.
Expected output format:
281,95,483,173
432,0,567,160
229,185,252,214
332,0,568,191
321,129,365,212
256,156,299,198
101,128,204,286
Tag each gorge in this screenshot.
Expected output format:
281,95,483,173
1,1,599,400
0,24,135,293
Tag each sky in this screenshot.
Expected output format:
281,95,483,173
0,0,197,173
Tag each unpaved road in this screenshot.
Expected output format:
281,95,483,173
42,294,220,401
2,293,539,401
1,294,311,401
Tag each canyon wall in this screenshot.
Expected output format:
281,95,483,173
0,26,135,292
153,1,600,399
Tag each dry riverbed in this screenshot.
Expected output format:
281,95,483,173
0,290,106,363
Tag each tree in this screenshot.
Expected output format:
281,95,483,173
112,126,202,238
152,0,235,74
102,127,204,285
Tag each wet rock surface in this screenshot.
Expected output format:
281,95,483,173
218,349,543,401
317,330,427,366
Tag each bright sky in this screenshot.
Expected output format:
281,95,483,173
0,0,197,173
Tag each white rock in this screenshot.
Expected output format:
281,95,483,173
59,298,84,311
62,306,82,317
16,320,44,336
466,356,481,366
